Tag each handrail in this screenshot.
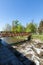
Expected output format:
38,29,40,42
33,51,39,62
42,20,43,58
0,32,31,37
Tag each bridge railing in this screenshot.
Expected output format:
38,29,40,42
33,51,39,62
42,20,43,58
0,31,31,37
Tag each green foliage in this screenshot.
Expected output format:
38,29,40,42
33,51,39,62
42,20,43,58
32,34,43,41
17,24,23,32
26,22,37,33
3,20,37,33
11,20,25,32
38,20,43,34
26,28,31,32
11,20,19,32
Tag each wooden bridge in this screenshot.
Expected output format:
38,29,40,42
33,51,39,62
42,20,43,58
0,31,31,39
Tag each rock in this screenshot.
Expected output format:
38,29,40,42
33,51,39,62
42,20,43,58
39,51,43,58
16,40,43,65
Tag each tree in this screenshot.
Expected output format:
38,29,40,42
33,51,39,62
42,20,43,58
17,24,25,32
4,24,11,31
38,20,43,34
11,20,19,32
26,22,37,33
14,20,19,26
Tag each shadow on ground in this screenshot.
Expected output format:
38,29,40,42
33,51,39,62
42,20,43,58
10,38,31,46
8,41,36,65
0,39,36,65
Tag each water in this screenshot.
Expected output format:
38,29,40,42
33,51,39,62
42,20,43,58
0,37,19,44
0,38,8,46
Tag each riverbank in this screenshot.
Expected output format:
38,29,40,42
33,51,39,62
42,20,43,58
12,39,43,65
32,34,43,41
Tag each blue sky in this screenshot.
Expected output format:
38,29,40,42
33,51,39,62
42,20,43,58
0,0,43,31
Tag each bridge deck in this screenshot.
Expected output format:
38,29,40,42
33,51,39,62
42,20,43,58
0,32,31,37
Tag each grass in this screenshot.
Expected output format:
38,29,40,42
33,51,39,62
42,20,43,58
32,34,43,41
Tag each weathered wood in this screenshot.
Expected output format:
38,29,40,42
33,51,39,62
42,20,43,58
0,32,31,37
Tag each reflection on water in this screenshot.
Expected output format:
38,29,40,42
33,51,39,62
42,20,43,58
1,37,17,44
0,38,8,46
1,37,25,44
0,36,27,45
